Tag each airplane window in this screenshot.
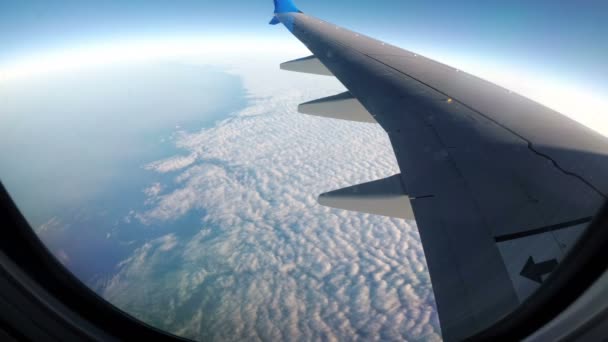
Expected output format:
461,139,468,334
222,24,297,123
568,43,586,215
1,1,606,341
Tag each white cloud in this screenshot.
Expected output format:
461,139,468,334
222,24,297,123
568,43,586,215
36,216,65,234
101,58,441,341
55,248,71,266
145,154,197,174
143,182,163,197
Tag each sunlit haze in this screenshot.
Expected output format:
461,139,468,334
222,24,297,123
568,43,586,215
1,35,606,137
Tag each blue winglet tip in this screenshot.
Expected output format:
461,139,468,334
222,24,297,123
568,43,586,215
269,16,281,25
273,0,300,14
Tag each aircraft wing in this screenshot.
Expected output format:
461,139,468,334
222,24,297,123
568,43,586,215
270,0,608,340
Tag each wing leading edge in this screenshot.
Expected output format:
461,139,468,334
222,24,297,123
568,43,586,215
270,0,608,340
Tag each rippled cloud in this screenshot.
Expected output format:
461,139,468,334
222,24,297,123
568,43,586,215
101,58,441,341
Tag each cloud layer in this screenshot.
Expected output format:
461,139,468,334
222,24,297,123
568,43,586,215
101,58,441,341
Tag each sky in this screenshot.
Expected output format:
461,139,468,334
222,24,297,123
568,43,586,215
1,0,606,133
1,0,606,87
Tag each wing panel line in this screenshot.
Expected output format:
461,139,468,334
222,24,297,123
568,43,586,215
494,217,593,242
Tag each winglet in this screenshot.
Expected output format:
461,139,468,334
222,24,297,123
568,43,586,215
273,0,301,13
270,0,301,25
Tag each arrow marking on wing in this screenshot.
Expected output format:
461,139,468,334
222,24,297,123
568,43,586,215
520,256,559,284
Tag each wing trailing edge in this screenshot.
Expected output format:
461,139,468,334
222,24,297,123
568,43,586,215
318,174,415,220
298,92,377,123
280,55,333,76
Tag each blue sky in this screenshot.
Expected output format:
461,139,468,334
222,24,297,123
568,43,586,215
0,0,606,91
